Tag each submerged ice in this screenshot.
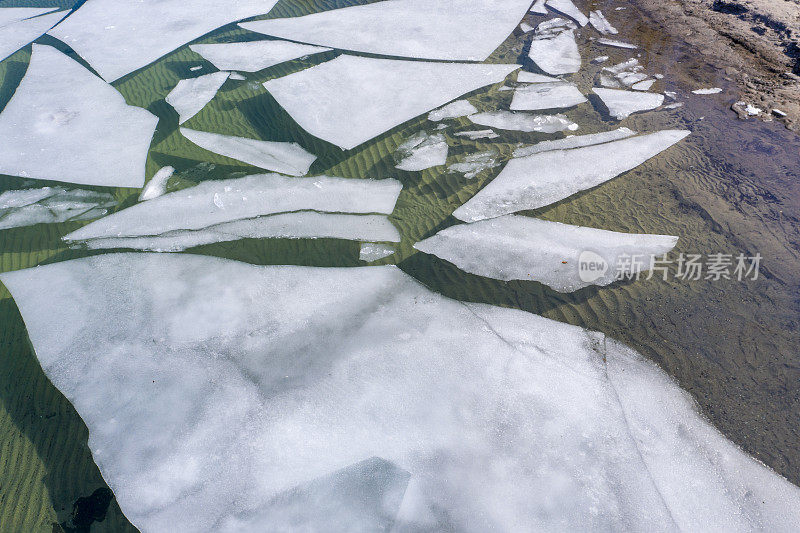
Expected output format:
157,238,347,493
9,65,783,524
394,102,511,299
394,132,448,171
0,187,116,230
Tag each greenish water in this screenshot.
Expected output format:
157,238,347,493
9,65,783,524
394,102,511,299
1,0,799,530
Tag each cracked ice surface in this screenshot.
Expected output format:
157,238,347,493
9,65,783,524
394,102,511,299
453,130,690,221
48,0,281,81
241,0,534,62
262,55,518,150
189,40,332,73
414,215,678,292
0,9,64,62
3,253,800,531
0,45,157,188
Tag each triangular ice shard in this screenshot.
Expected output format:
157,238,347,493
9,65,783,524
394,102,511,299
3,253,800,531
414,215,678,292
262,55,518,150
166,72,229,124
0,10,65,62
512,127,636,157
453,129,690,221
189,40,332,73
545,0,589,26
593,87,664,119
510,81,586,110
0,45,157,188
240,0,534,62
48,0,281,81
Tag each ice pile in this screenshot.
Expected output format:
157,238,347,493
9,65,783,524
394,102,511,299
0,187,116,230
0,8,65,62
414,215,678,292
3,253,800,531
189,40,332,73
63,174,402,251
599,58,650,89
166,72,229,124
394,132,448,171
0,45,157,188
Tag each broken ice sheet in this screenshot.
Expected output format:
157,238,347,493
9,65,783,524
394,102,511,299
512,127,636,157
360,243,396,262
0,45,157,188
545,0,588,26
530,0,549,15
593,88,665,119
517,71,562,83
427,99,478,122
4,253,800,531
510,81,587,111
448,150,500,179
0,187,116,230
588,10,618,35
48,0,282,81
166,72,230,124
414,215,677,292
394,132,448,172
692,87,723,95
454,129,499,140
528,29,581,75
470,111,578,133
139,166,175,201
240,0,534,62
180,128,316,177
0,9,65,62
453,129,689,221
597,38,638,49
64,174,402,242
631,79,656,91
0,7,57,26
262,55,518,150
189,40,332,73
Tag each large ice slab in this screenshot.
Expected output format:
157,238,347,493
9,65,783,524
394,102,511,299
470,110,578,132
394,132,448,171
64,174,402,241
189,40,332,72
48,0,281,81
0,10,64,62
240,0,534,62
510,81,586,110
262,55,518,150
166,72,229,124
414,215,678,292
545,0,588,26
0,187,116,230
593,88,665,119
180,128,316,176
453,129,690,221
4,253,800,531
0,45,157,188
528,29,581,75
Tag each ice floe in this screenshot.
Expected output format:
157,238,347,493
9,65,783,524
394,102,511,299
528,29,581,75
454,129,499,140
139,167,175,201
394,132,448,171
48,0,281,81
427,99,478,122
545,0,588,26
631,79,656,91
0,9,64,62
448,150,500,179
180,128,316,176
510,81,587,111
414,215,678,292
189,40,332,73
533,17,577,38
262,55,518,150
240,0,534,62
453,129,689,221
692,87,723,95
4,253,800,531
470,111,578,133
597,38,638,49
530,0,549,15
520,22,534,33
512,127,636,157
517,71,561,83
64,174,402,242
0,187,116,230
359,243,396,262
0,45,157,188
592,55,609,63
592,88,665,119
166,72,229,124
588,10,618,35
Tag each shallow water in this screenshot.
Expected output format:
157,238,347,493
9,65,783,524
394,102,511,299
0,0,799,530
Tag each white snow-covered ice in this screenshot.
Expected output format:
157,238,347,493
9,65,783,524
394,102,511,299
470,111,578,133
528,29,581,75
597,38,638,49
692,87,723,95
545,0,588,26
189,40,332,72
516,71,561,83
166,72,229,124
139,167,175,201
510,81,587,111
427,100,478,122
593,87,665,119
0,9,64,62
394,132,448,171
512,127,636,157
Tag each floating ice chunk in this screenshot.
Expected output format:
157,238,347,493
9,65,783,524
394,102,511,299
76,212,401,251
530,0,549,15
394,132,448,171
0,45,157,188
453,129,689,221
0,7,57,26
139,166,175,201
592,55,609,63
5,253,800,531
599,74,624,88
0,187,116,230
664,90,677,99
545,0,588,26
588,10,618,34
603,58,640,75
181,128,316,176
64,174,402,241
692,87,722,94
597,38,638,49
454,129,499,140
189,40,332,73
470,111,578,133
654,73,664,79
592,88,665,119
616,71,649,87
520,22,534,33
240,0,533,62
219,457,410,533
415,215,677,292
512,127,636,157
510,81,587,111
166,72,229,124
428,99,478,121
662,102,684,110
228,72,246,81
533,17,577,38
0,10,64,62
360,243,396,262
48,0,281,81
528,30,581,75
631,79,656,91
517,71,561,83
448,150,499,179
262,55,518,150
